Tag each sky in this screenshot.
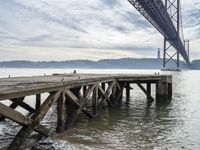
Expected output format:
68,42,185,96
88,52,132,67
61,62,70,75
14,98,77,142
0,0,200,61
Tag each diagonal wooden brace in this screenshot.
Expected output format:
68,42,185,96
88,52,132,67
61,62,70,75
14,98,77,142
137,83,154,103
8,90,62,150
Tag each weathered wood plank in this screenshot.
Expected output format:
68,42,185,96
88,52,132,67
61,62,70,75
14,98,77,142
0,102,49,136
0,102,31,125
0,74,171,101
0,97,24,121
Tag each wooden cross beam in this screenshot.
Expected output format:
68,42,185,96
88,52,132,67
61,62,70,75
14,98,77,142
0,97,24,121
98,81,116,109
0,97,36,122
116,82,125,104
65,86,95,118
10,99,35,113
136,83,154,103
64,85,96,129
8,90,62,150
0,102,32,125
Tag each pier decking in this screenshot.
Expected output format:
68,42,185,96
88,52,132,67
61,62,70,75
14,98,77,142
0,73,172,149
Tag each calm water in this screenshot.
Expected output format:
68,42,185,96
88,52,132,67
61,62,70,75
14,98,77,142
0,69,200,150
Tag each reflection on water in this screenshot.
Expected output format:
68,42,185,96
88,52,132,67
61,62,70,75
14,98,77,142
0,69,200,149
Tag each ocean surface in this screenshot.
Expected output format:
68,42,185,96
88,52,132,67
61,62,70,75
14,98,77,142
0,68,200,150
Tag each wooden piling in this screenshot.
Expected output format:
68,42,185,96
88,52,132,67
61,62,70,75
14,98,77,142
156,76,172,103
65,88,80,130
102,83,105,91
126,82,130,103
147,83,151,100
92,85,98,115
168,83,172,100
56,92,65,133
36,94,41,110
110,83,117,105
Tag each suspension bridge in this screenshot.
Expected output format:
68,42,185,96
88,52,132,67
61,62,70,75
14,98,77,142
128,0,190,69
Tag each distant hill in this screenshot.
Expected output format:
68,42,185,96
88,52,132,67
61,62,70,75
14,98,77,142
0,58,196,69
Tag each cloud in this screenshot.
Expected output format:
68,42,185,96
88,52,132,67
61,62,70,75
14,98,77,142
0,0,199,61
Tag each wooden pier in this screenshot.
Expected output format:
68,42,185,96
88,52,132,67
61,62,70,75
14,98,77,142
0,73,172,149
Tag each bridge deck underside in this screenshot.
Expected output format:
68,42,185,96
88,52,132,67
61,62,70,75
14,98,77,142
128,0,189,62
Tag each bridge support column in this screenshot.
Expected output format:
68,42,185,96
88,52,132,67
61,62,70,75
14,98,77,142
163,0,181,69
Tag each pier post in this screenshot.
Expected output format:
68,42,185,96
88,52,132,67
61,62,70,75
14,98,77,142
110,84,117,105
92,85,98,116
126,82,130,103
147,83,151,100
156,77,170,103
65,88,80,130
36,94,41,109
56,92,65,133
102,83,105,91
168,83,172,100
116,82,124,105
83,86,87,95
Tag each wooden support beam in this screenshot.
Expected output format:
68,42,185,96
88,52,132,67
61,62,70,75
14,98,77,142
0,102,32,125
65,97,77,130
92,85,98,115
137,83,154,103
9,97,24,109
65,90,80,109
126,82,130,103
98,81,115,109
156,79,169,103
36,94,41,110
83,86,87,95
65,87,94,117
56,92,65,133
0,102,50,137
84,84,96,100
35,125,50,137
101,83,105,91
110,84,117,105
8,90,62,150
0,97,24,121
10,100,35,113
65,86,95,129
168,83,172,100
116,82,124,104
146,83,151,100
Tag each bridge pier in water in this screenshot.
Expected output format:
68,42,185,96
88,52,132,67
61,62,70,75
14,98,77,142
0,73,172,149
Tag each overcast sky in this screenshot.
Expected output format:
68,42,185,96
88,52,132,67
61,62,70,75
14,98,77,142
0,0,200,61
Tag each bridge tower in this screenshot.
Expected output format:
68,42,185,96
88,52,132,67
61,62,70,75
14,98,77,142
184,40,190,62
163,0,181,69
